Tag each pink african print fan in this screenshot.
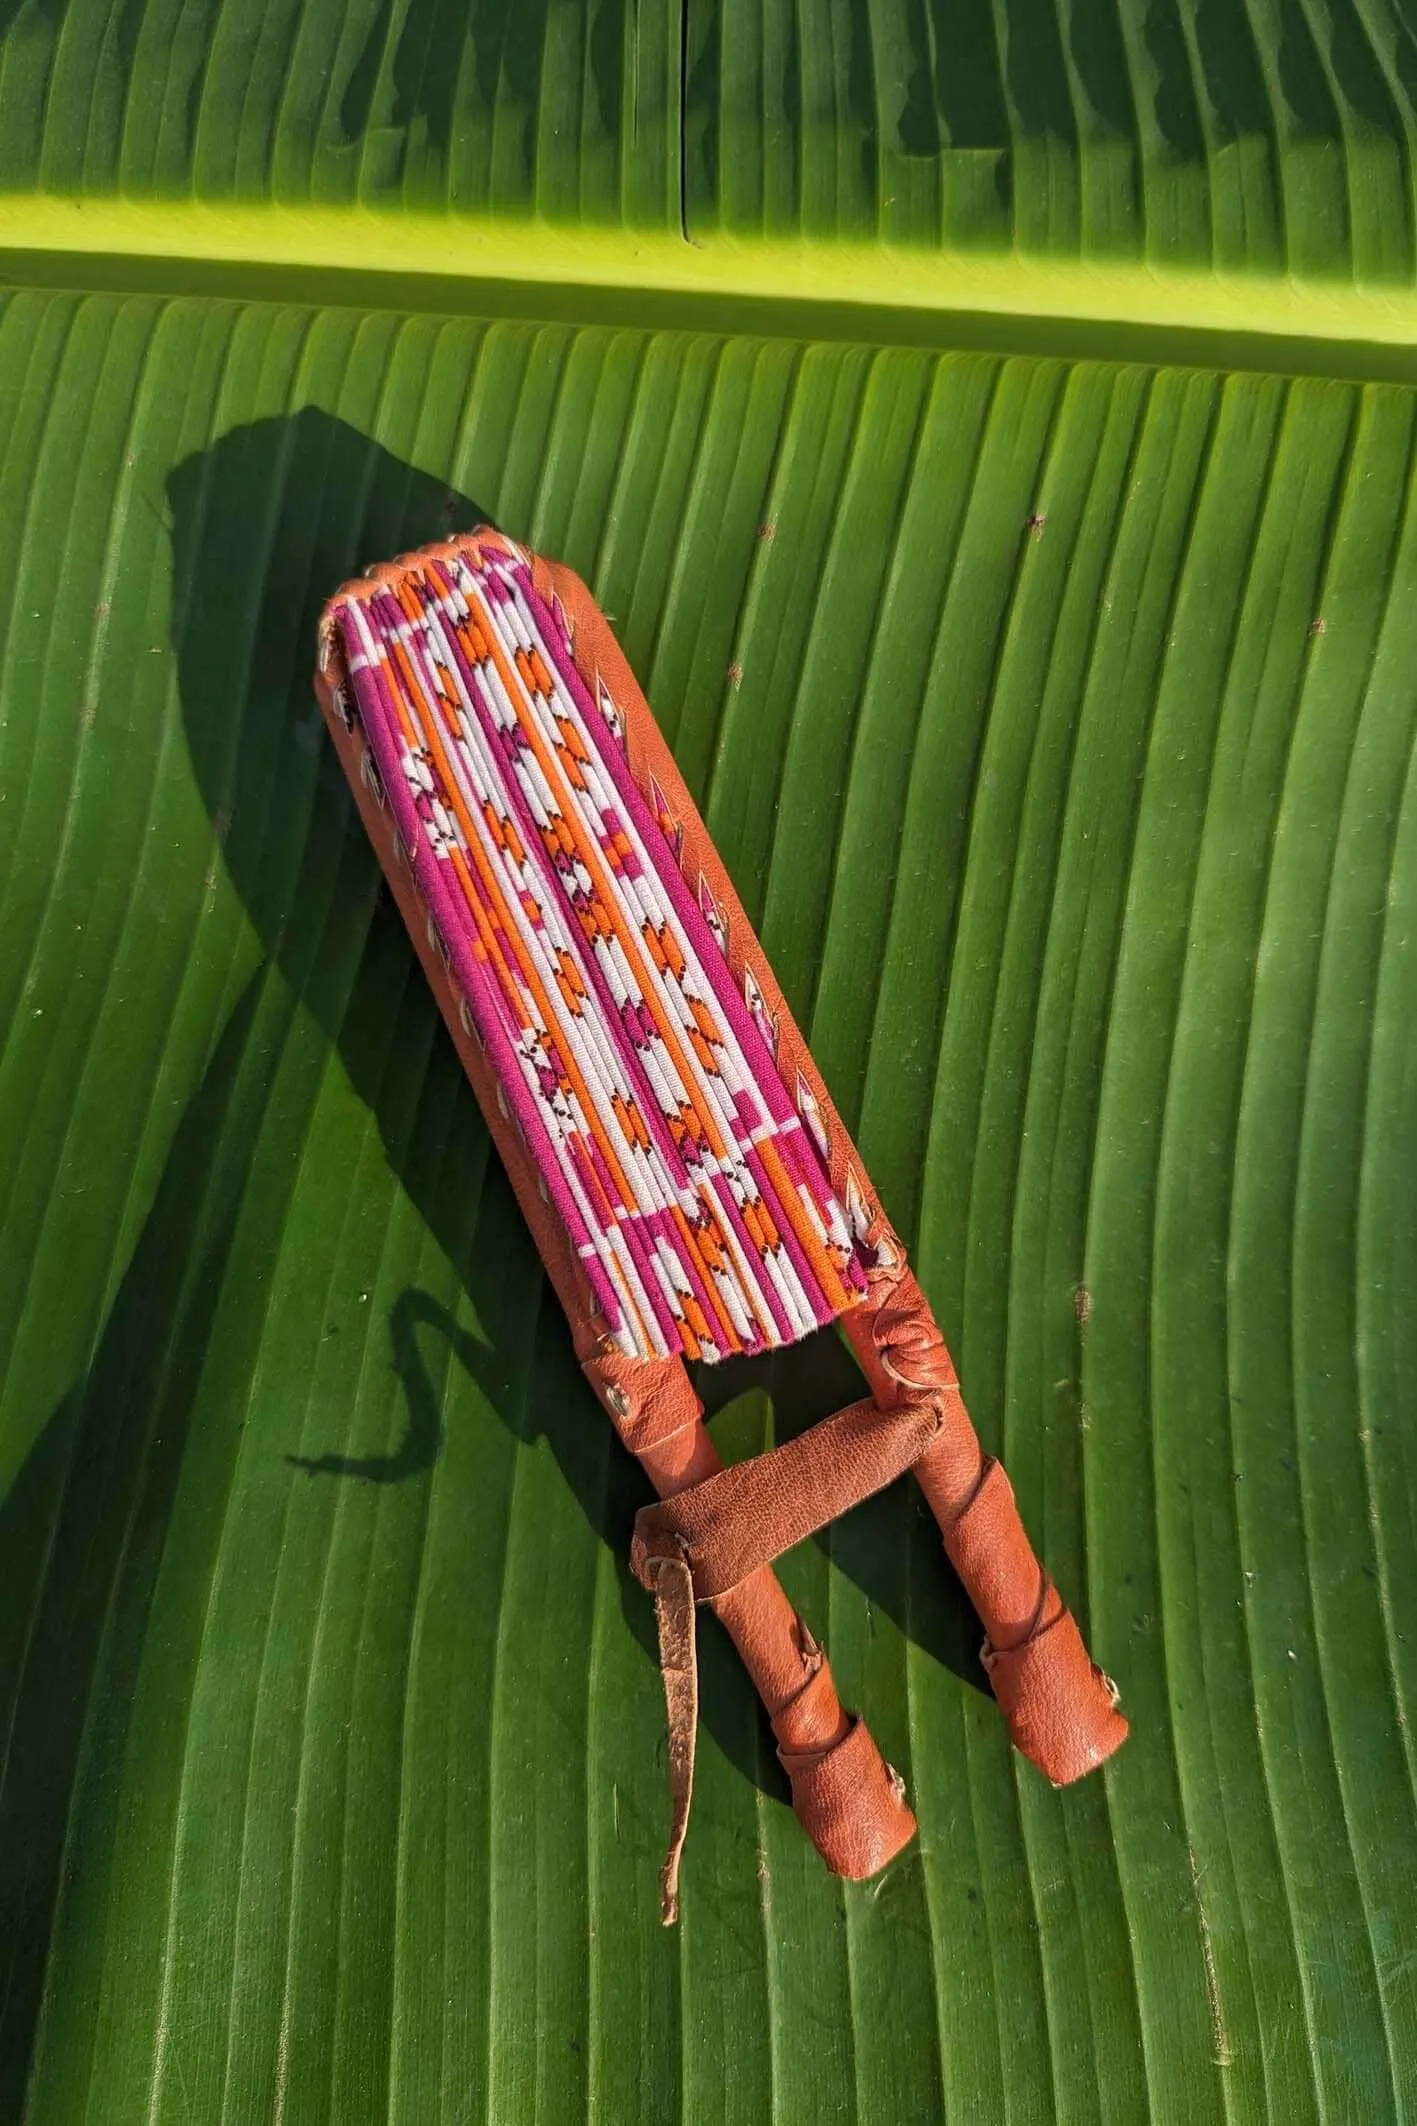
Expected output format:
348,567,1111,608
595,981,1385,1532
315,529,1127,1923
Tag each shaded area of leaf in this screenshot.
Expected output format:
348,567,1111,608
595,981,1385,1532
288,1285,448,1482
0,973,264,2116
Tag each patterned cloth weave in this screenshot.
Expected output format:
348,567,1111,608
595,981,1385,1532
328,538,867,1363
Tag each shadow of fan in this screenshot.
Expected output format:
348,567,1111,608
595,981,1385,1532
287,1286,449,1482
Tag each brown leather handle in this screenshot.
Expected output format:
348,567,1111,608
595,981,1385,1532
630,1392,941,1600
843,1264,1128,1786
583,1348,917,1916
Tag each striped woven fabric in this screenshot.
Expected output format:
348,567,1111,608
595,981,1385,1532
327,537,868,1363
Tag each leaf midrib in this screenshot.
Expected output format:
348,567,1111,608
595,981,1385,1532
8,197,1417,385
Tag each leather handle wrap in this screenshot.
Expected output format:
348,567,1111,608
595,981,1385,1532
629,1394,941,1601
583,1349,917,1909
844,1264,1128,1786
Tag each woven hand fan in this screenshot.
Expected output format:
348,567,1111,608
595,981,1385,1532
314,530,1127,1923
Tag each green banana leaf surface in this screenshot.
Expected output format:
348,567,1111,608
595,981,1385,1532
1,3,1416,2121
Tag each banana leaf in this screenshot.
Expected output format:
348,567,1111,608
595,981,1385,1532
0,5,1415,2120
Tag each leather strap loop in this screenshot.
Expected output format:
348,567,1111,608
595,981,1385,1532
643,1548,698,1925
630,1393,942,1603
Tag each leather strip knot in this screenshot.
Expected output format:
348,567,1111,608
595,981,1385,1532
866,1261,962,1406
